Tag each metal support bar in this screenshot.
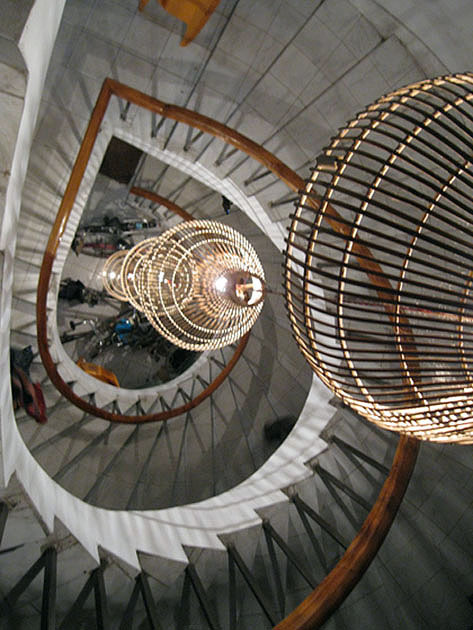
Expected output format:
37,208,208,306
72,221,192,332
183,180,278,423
194,1,323,169
225,376,257,471
178,387,192,403
84,425,140,503
244,168,272,186
228,551,237,630
169,387,181,409
2,556,44,612
151,115,165,138
183,124,195,152
210,355,225,370
177,567,191,628
263,524,286,616
59,570,96,629
223,155,250,181
154,167,172,195
46,397,73,417
15,319,37,332
136,400,146,415
314,463,372,511
196,374,209,388
41,547,57,630
59,566,109,629
316,471,359,531
0,503,8,545
126,422,167,509
112,400,122,415
270,195,299,208
235,352,281,420
262,520,316,589
160,395,171,411
292,497,329,573
292,494,349,549
94,567,110,630
120,100,131,121
168,175,192,200
161,2,239,150
138,573,163,630
144,396,160,415
182,189,215,211
186,564,222,630
171,379,197,503
53,424,114,482
215,145,238,167
210,391,217,495
0,544,22,556
227,545,277,626
119,579,140,630
332,435,390,475
184,129,203,151
171,410,193,504
0,548,56,625
31,412,90,457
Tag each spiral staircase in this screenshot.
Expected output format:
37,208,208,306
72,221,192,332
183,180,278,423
2,0,473,628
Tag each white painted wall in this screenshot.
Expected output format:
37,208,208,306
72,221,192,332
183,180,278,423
0,0,66,488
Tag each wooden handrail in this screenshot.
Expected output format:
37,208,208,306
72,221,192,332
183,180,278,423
33,77,421,625
37,77,417,419
44,327,248,424
275,434,419,629
36,78,254,423
37,77,339,426
130,186,194,221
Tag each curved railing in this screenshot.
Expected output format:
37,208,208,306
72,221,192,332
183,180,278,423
130,186,194,221
36,80,258,423
38,80,356,421
35,78,307,425
44,329,249,424
38,79,417,427
276,434,419,629
35,77,420,625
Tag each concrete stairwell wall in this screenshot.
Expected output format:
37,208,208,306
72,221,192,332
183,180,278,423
0,0,65,487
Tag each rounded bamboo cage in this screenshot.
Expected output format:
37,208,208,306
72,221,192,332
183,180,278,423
285,73,473,443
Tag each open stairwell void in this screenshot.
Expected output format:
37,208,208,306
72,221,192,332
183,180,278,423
2,0,473,628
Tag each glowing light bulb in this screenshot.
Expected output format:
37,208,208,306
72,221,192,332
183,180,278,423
215,276,227,292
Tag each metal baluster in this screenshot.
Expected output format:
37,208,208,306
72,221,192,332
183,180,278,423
226,544,277,626
262,520,316,589
291,493,329,573
53,425,114,482
1,547,57,629
138,573,163,630
126,421,168,509
314,463,372,512
262,522,286,616
331,436,390,475
84,425,140,503
291,494,349,549
186,564,221,630
244,168,272,187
